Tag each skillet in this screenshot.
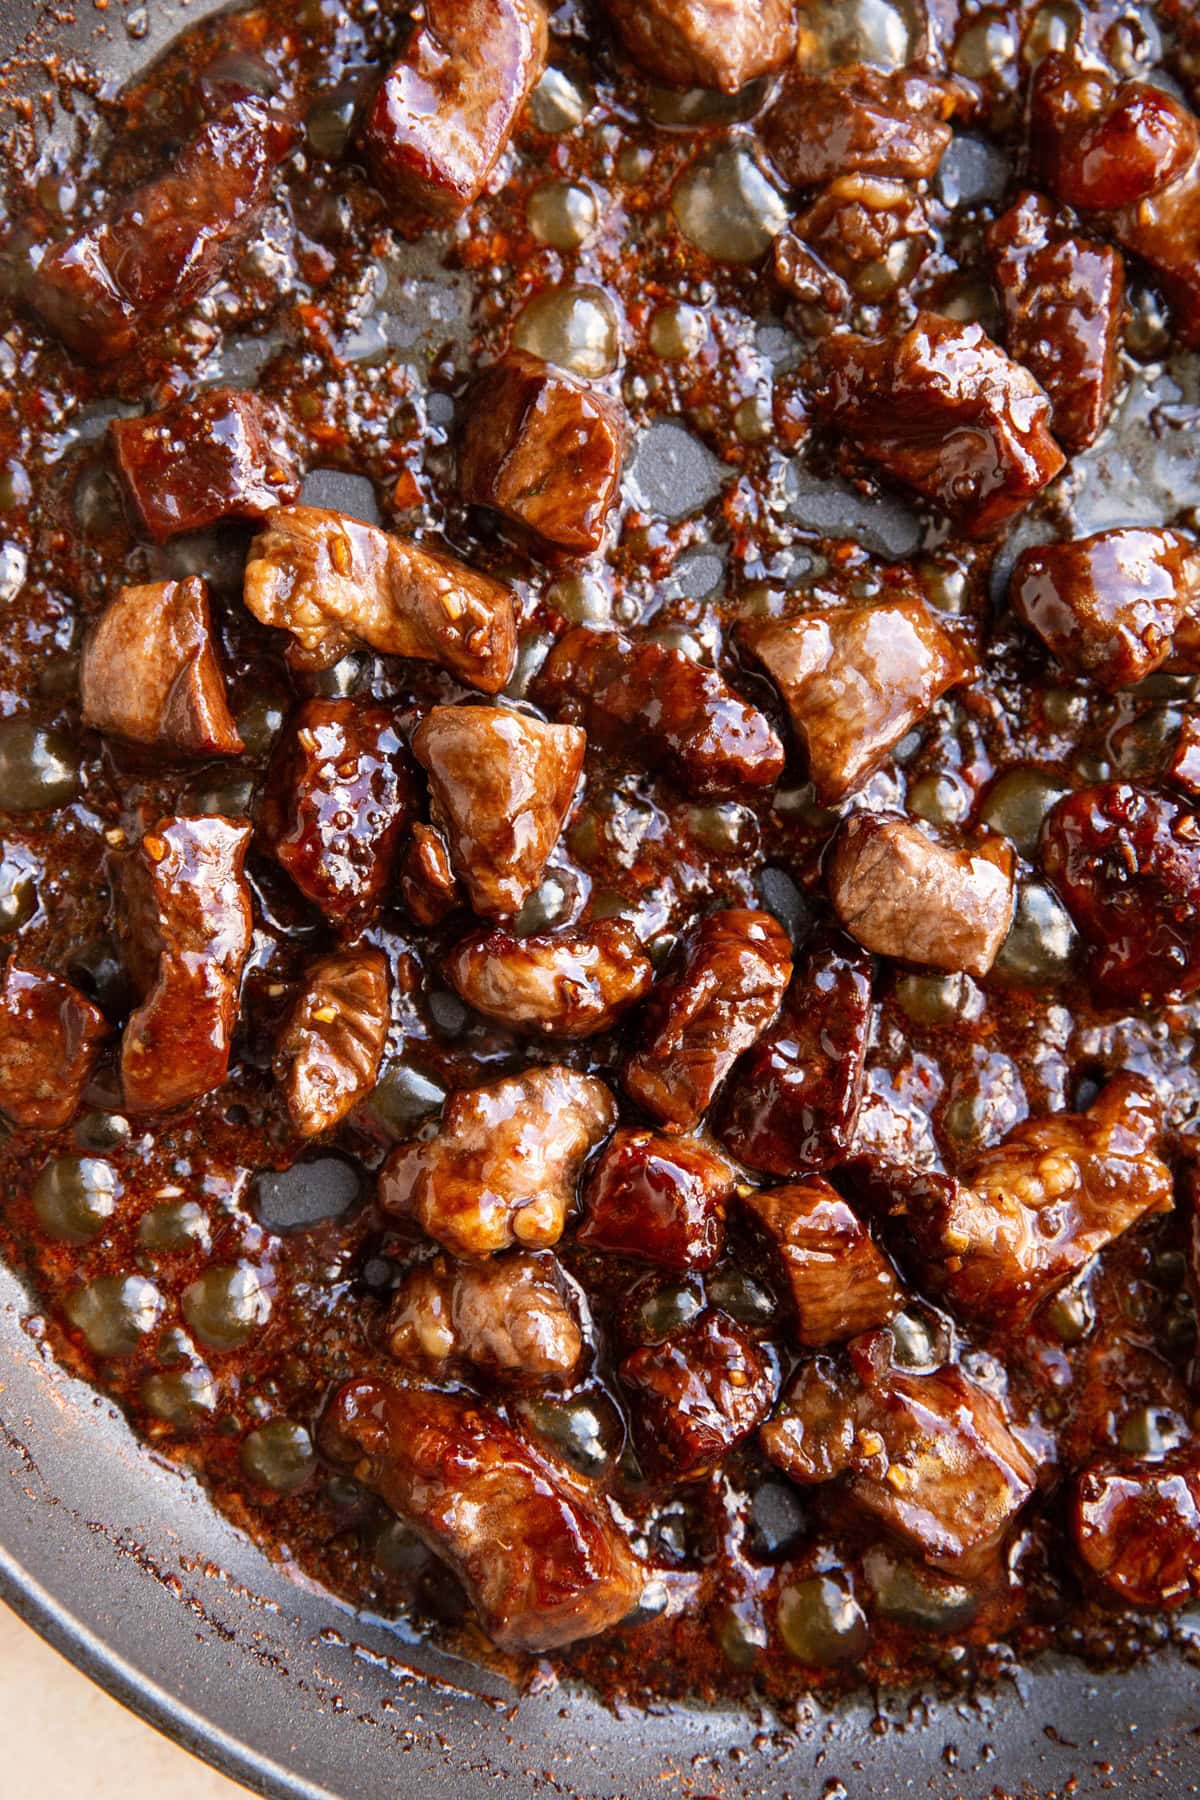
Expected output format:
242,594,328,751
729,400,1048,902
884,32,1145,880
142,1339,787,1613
0,2,1197,1793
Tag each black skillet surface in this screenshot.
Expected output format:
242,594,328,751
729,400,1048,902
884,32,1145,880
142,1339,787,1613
0,3,1198,1794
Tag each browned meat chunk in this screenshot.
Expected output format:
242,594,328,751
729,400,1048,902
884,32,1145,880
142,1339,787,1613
742,1179,901,1346
870,1077,1172,1325
244,506,516,688
828,812,1016,978
386,1250,584,1383
80,578,242,757
445,921,652,1036
1041,783,1200,1001
718,930,872,1177
460,352,623,553
602,0,795,93
261,699,416,928
619,1310,774,1477
1012,528,1200,692
578,1128,734,1270
115,817,253,1113
24,98,294,364
987,192,1125,454
0,959,107,1129
762,1332,1037,1574
761,66,955,191
362,0,547,218
111,388,300,543
412,705,585,918
739,597,971,804
537,626,783,801
322,1377,643,1652
274,948,390,1138
776,174,932,317
1073,1452,1200,1610
624,909,792,1131
814,314,1067,537
400,823,462,925
379,1064,616,1257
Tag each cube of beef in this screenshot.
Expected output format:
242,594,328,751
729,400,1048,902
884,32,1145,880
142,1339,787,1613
619,1309,774,1477
23,97,294,363
1011,528,1200,692
578,1128,734,1270
261,699,417,928
828,811,1016,978
362,0,546,218
1040,782,1200,1001
80,578,242,757
115,817,254,1113
777,174,932,316
460,351,623,553
987,192,1125,454
322,1377,644,1652
387,1250,585,1384
1072,1451,1200,1610
868,1076,1172,1325
742,1179,901,1346
814,313,1066,537
111,388,300,543
0,959,107,1130
602,0,795,93
739,596,971,804
535,625,784,801
244,505,516,688
379,1064,616,1257
624,909,792,1131
761,66,955,190
762,1332,1037,1574
446,921,652,1037
717,930,872,1177
274,948,390,1138
411,705,585,918
400,823,462,925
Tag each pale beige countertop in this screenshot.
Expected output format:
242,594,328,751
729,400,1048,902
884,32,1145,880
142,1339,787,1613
0,1599,252,1798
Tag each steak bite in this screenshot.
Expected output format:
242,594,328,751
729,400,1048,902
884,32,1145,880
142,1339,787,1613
445,921,652,1037
379,1065,616,1257
739,597,971,804
717,930,872,1178
762,1332,1037,1575
1010,528,1200,692
828,812,1016,978
1040,782,1200,1001
601,0,796,94
1072,1452,1200,1610
274,948,390,1138
578,1128,734,1271
110,388,300,543
868,1076,1172,1325
0,960,107,1130
261,699,417,928
243,505,516,688
987,192,1125,454
80,578,242,757
322,1377,644,1653
399,823,462,925
814,313,1067,537
115,817,254,1113
23,96,294,364
536,626,784,801
619,1309,775,1477
411,705,585,918
624,909,793,1132
460,351,624,553
741,1179,901,1346
362,0,547,218
386,1250,585,1383
761,66,956,190
776,174,932,318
